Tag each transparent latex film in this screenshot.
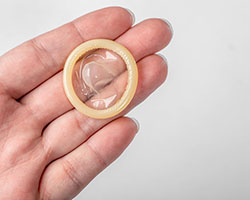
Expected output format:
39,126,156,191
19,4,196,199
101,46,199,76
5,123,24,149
72,48,128,110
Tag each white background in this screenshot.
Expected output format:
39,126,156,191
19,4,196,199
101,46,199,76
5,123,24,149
1,0,250,199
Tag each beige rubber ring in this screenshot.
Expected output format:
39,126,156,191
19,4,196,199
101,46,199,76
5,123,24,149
63,39,138,119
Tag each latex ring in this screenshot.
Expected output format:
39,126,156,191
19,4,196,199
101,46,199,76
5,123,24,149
63,39,138,119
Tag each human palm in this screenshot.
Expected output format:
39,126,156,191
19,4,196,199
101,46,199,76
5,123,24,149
0,7,172,200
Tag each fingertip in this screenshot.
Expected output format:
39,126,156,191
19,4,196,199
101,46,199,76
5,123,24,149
157,53,169,81
124,8,135,25
101,6,135,27
160,18,174,39
139,54,168,88
115,117,139,136
141,18,173,49
130,117,140,133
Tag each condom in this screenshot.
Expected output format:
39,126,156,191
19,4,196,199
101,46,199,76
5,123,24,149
63,39,138,119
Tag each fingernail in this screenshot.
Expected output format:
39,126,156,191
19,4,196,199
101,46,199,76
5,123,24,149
158,53,168,66
131,117,140,133
161,18,174,36
125,8,135,25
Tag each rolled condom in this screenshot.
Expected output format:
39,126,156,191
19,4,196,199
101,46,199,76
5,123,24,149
63,39,138,119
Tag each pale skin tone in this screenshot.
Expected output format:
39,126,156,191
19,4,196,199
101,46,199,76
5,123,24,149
0,7,172,200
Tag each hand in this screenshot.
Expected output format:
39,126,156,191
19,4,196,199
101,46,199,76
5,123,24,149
0,7,172,200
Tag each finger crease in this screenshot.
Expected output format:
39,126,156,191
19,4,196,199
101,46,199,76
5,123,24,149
62,159,83,190
85,142,108,168
74,112,96,139
30,38,58,73
70,21,85,43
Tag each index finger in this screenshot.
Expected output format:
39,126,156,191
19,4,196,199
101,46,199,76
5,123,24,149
0,7,134,99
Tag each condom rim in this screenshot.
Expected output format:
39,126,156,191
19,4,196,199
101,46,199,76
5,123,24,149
63,39,138,119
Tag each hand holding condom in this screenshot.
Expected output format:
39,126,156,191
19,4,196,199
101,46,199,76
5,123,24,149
0,7,172,200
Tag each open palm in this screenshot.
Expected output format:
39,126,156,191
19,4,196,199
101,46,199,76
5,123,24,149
0,7,172,200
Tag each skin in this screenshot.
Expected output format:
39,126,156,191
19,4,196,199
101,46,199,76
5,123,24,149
0,7,172,200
